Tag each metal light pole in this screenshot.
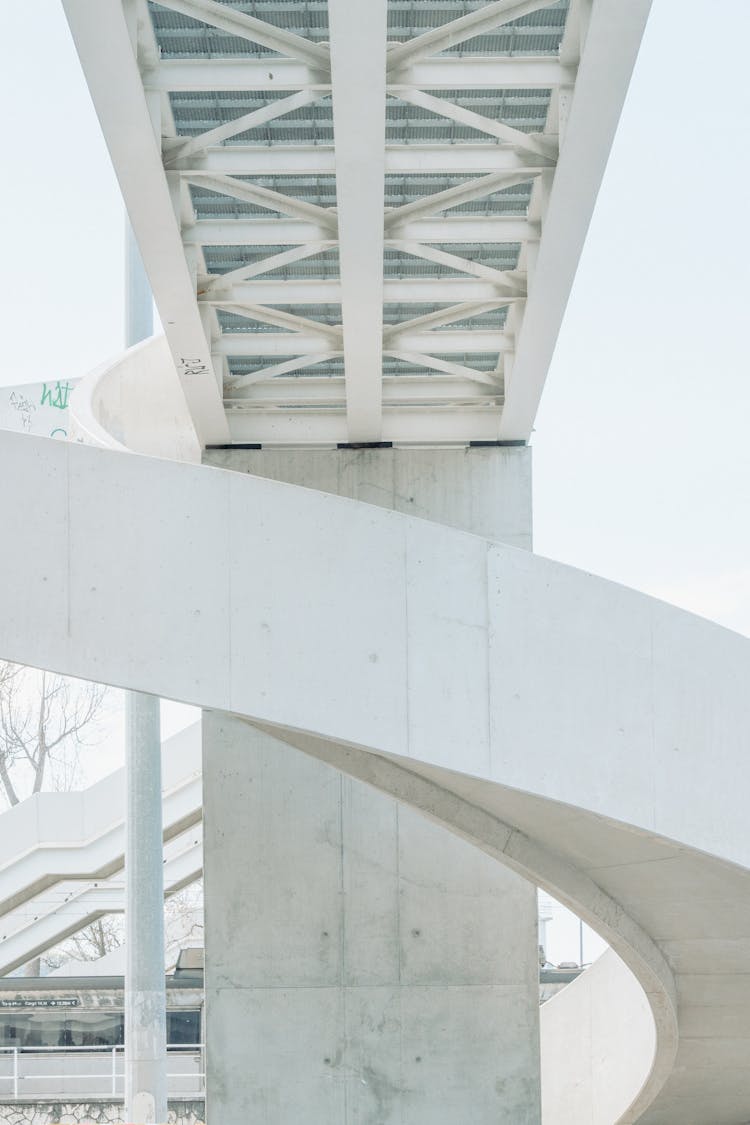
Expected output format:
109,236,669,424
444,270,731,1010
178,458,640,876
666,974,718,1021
124,220,167,1124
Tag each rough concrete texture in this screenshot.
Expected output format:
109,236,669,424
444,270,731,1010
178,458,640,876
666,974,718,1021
203,714,541,1125
202,444,532,549
0,1102,203,1124
7,433,750,1119
202,445,539,1124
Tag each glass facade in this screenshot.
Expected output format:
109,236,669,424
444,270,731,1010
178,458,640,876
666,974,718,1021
0,1008,200,1049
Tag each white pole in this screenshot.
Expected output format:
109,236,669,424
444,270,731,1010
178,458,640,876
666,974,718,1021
124,220,167,1124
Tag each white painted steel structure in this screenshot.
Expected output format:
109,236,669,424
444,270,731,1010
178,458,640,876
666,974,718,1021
0,724,202,975
62,0,651,448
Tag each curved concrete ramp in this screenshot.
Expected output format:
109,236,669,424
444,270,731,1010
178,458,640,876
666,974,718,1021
2,430,750,1123
541,949,656,1125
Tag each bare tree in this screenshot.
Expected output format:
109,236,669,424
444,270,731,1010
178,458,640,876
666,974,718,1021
165,882,204,968
0,666,204,975
42,916,125,973
0,661,109,974
0,661,107,807
41,883,204,974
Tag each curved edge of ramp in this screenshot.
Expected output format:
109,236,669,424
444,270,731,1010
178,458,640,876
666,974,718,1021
541,948,657,1125
3,427,750,1121
243,720,677,1125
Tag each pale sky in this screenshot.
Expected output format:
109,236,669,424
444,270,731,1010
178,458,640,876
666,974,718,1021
1,0,748,965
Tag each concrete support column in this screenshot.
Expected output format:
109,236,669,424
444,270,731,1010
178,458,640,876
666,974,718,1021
202,446,540,1125
123,219,167,1124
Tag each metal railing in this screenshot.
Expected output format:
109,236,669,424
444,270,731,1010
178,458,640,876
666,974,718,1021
0,1044,204,1100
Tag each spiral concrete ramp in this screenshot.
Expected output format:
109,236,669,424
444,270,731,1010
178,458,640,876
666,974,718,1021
2,421,750,1123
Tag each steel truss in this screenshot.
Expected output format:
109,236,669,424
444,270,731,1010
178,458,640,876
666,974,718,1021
63,0,651,446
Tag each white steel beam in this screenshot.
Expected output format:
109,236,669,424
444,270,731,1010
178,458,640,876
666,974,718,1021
498,0,652,440
382,301,512,339
170,145,550,176
164,89,323,164
215,330,508,357
210,303,341,340
559,0,592,67
62,0,229,445
386,0,552,71
386,240,524,290
216,334,338,357
226,407,504,446
226,376,501,406
394,56,573,91
395,88,557,160
328,0,388,441
411,219,538,246
184,173,338,230
226,354,343,387
144,59,329,93
186,216,534,247
201,242,336,291
145,56,571,93
385,351,503,389
222,278,520,303
393,331,511,354
185,219,327,245
385,171,540,229
127,0,161,71
153,0,331,70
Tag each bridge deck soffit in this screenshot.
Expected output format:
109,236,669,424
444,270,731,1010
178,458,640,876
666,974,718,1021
63,0,652,447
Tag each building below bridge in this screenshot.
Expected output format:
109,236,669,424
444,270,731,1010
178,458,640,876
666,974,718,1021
0,953,204,1124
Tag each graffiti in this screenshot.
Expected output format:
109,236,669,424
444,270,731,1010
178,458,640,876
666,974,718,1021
8,391,37,432
41,381,73,410
178,356,209,377
1,380,77,439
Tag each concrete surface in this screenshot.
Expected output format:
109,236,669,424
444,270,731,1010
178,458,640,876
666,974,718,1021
203,443,532,550
204,714,540,1124
70,336,201,463
3,430,750,1122
202,443,539,1124
541,948,656,1124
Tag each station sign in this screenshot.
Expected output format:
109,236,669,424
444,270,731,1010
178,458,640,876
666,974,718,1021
0,997,80,1008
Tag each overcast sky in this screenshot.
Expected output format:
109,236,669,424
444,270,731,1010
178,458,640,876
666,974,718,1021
1,0,748,964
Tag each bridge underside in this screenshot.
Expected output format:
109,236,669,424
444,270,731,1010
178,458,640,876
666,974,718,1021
63,0,651,450
8,2,746,1124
